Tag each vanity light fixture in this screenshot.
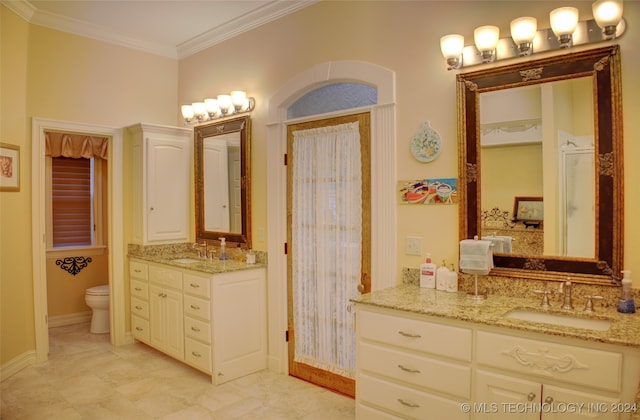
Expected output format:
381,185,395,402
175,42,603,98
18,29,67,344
440,1,626,70
180,90,255,124
592,0,624,39
550,7,579,48
510,17,537,56
474,25,500,63
440,34,465,70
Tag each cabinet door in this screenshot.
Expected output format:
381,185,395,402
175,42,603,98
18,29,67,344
212,269,266,384
146,135,190,242
542,385,620,420
475,370,541,420
149,284,184,360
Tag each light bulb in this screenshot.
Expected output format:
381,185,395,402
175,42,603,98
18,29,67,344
510,17,537,56
217,94,232,113
181,105,194,123
440,34,464,69
550,7,579,48
474,25,499,63
592,0,623,38
192,102,207,121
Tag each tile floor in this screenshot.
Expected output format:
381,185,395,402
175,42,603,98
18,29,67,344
1,323,355,419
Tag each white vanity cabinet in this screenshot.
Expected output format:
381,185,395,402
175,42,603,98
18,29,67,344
125,124,192,245
129,259,267,385
356,306,472,419
355,304,640,420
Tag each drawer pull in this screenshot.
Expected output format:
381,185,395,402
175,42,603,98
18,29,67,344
136,327,143,331
191,326,201,332
397,398,420,408
192,351,202,358
398,330,422,338
528,393,536,402
190,283,200,288
134,269,141,273
190,304,201,310
135,305,143,310
397,364,421,374
134,287,142,291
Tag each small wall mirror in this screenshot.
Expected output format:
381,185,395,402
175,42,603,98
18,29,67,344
457,46,623,285
195,116,251,248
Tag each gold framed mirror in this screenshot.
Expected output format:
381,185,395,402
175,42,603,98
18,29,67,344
195,116,251,248
457,45,623,285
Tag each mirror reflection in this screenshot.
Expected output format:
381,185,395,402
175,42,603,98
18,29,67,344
480,78,595,258
195,116,251,248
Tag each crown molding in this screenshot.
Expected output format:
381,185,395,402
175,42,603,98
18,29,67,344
177,0,318,59
2,0,317,60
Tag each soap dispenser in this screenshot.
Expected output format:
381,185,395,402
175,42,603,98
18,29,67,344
219,237,228,261
436,260,450,291
617,270,636,313
420,254,436,288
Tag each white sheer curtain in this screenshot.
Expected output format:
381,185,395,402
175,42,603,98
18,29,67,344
291,121,362,378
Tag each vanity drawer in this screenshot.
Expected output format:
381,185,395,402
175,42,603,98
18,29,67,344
476,331,622,392
130,279,148,299
129,260,148,280
184,273,211,298
184,295,211,321
185,316,211,344
359,341,470,399
185,337,212,373
149,265,182,289
358,372,468,420
131,297,149,319
358,308,472,361
131,315,150,342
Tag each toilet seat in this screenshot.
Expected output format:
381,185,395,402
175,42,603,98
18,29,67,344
86,285,110,296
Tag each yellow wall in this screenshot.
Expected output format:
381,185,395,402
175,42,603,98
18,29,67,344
3,0,640,369
1,5,179,365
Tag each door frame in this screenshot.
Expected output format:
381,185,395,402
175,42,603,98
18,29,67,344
266,61,397,374
32,118,127,362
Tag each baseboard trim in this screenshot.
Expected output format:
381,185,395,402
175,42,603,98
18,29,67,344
48,311,92,328
1,351,36,382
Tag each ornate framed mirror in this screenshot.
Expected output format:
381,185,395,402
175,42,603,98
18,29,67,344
195,116,251,248
457,45,623,285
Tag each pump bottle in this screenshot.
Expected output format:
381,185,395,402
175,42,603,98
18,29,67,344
617,270,635,313
219,237,228,261
420,254,436,288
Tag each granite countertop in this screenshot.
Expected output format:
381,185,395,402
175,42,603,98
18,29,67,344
351,284,640,349
129,253,265,275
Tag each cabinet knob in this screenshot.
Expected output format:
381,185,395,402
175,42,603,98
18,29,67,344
545,396,554,404
528,392,536,401
150,207,154,211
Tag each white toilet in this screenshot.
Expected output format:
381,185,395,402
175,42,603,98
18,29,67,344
85,285,110,334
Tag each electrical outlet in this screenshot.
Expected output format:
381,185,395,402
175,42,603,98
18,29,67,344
405,236,423,256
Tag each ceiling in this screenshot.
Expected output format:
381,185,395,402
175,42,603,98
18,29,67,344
3,0,316,59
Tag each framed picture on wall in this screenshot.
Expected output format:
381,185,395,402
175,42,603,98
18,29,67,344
513,196,543,226
0,143,20,192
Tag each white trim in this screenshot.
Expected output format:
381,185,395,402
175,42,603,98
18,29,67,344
32,118,126,364
266,60,396,374
48,311,92,328
0,351,37,382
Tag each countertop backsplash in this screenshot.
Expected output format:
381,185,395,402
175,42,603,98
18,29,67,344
403,267,633,310
128,243,267,265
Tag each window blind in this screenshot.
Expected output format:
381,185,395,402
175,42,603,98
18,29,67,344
51,157,92,247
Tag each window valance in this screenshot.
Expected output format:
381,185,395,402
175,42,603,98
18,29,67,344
45,132,109,160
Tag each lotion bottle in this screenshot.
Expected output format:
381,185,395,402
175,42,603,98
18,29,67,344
436,260,449,291
446,264,459,293
420,253,436,288
219,237,228,261
617,270,636,313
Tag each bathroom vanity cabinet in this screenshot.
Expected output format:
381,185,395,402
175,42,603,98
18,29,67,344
355,304,640,420
125,124,192,245
129,258,267,384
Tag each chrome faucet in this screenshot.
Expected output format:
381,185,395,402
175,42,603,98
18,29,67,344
559,279,574,310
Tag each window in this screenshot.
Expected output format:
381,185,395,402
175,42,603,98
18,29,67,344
47,156,105,251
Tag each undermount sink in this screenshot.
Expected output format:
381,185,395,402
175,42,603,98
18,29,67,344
503,309,612,331
171,258,202,264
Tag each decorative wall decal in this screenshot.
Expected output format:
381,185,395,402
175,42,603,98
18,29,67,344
398,178,457,205
482,207,516,229
56,256,92,276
